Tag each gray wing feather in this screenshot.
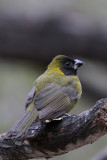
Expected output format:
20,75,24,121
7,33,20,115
34,83,78,121
25,86,36,109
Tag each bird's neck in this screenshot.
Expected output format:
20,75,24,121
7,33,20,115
46,66,64,75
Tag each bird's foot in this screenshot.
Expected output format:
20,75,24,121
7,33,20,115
45,117,62,123
63,113,71,118
45,114,71,123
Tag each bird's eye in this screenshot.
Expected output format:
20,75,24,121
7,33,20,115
65,61,70,66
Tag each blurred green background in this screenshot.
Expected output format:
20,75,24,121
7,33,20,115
0,0,107,160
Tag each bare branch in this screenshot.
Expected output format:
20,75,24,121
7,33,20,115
0,98,107,160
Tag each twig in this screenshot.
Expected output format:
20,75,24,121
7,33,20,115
0,98,107,160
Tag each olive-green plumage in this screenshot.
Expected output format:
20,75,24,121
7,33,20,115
11,55,84,137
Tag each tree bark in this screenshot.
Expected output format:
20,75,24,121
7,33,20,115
0,98,107,160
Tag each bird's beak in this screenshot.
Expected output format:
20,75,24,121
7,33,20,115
74,59,84,69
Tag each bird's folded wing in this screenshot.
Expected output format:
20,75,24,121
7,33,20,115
25,85,36,109
34,83,78,121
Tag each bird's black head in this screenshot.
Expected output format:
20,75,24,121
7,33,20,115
49,55,84,76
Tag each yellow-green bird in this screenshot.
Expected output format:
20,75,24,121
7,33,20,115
11,55,84,136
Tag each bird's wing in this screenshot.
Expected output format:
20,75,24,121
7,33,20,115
25,86,36,109
34,83,78,121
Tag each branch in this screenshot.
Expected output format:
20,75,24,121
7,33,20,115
0,98,107,160
0,14,107,63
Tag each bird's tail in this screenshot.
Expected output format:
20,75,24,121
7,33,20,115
7,106,38,137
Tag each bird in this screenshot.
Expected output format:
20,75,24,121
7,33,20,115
10,55,84,137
